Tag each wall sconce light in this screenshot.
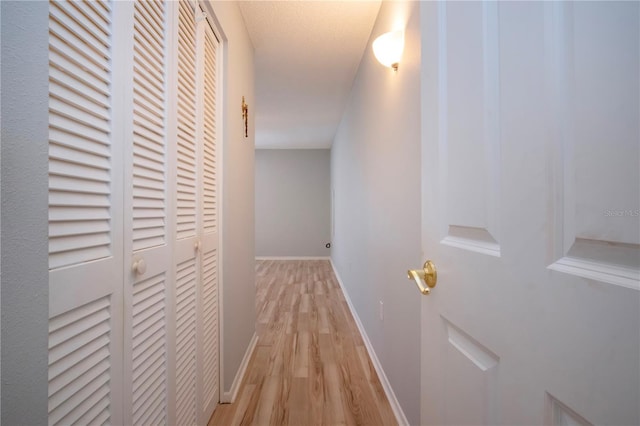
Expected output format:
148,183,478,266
372,30,404,71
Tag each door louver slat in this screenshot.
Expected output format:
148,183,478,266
132,0,167,252
203,27,218,234
176,0,197,240
48,0,113,270
176,258,197,426
48,296,112,426
132,272,167,425
201,248,219,407
47,1,221,424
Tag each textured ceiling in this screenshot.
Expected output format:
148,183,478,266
238,1,381,149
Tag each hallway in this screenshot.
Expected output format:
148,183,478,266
209,260,397,425
1,1,638,424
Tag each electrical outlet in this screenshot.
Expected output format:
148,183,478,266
379,301,384,321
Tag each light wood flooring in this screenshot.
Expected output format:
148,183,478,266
208,259,398,426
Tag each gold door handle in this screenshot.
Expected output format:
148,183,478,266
407,260,437,295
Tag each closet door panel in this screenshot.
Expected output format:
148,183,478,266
47,1,221,425
175,1,199,425
47,1,123,424
197,16,221,422
123,0,172,425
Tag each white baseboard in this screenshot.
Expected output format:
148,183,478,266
221,332,258,403
255,256,331,260
330,259,410,426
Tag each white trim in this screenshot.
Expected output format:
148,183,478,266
255,256,331,260
220,332,258,403
330,259,410,426
255,145,332,150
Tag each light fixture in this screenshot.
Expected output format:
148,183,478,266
372,30,404,71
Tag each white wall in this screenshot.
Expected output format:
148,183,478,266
331,1,422,423
1,2,3,417
209,0,257,394
1,2,51,423
255,149,331,258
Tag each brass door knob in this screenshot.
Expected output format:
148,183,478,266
407,260,437,295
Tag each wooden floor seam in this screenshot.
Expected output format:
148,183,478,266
208,259,398,426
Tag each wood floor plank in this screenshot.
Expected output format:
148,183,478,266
208,260,398,426
287,378,310,425
293,331,310,378
323,363,347,426
253,376,278,425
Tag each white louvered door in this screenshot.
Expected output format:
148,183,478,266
196,12,221,423
48,1,220,424
123,1,173,425
47,1,124,425
174,1,200,425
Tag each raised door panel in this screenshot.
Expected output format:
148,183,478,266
547,1,640,290
48,0,123,424
442,320,499,425
439,1,501,256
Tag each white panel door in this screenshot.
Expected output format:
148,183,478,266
122,0,173,425
418,2,639,425
47,1,123,424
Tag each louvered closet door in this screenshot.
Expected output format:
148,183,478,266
174,1,201,425
196,12,221,423
123,1,173,425
47,1,124,425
